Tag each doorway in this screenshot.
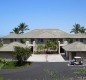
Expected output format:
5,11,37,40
60,46,64,53
72,52,76,59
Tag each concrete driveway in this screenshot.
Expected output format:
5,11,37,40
27,54,66,62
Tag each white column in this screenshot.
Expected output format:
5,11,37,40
33,41,36,54
26,41,30,46
58,41,60,54
66,51,68,58
69,52,72,60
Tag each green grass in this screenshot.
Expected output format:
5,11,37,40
74,68,86,75
2,61,32,69
0,63,4,69
0,77,5,80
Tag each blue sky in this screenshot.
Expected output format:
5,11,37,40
0,0,86,36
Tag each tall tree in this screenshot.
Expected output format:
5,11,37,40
70,23,86,34
13,27,20,34
12,22,29,34
79,27,86,33
18,23,29,34
70,24,81,34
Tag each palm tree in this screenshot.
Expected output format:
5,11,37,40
18,23,29,34
13,27,20,34
79,27,86,33
70,24,81,34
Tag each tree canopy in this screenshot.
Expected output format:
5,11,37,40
70,23,86,34
12,22,29,34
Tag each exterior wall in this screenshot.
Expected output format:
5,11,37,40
35,38,47,44
72,38,86,44
3,38,68,45
76,52,86,59
65,51,69,59
3,39,21,44
3,39,10,44
66,51,86,60
29,38,59,44
27,38,67,54
83,39,86,44
0,52,15,60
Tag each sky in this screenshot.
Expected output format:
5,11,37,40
0,0,86,36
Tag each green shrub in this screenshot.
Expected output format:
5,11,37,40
13,46,32,65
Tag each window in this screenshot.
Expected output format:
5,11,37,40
15,39,16,41
10,39,13,42
59,39,63,44
80,38,83,42
31,39,34,44
76,39,78,41
38,39,44,43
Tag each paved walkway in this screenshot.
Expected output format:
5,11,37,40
27,54,66,62
1,62,85,80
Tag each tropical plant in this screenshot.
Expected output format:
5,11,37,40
18,22,29,34
45,40,59,53
13,46,32,65
21,38,29,44
66,38,73,43
36,44,45,54
70,23,86,34
70,24,81,34
79,27,86,33
13,27,20,34
12,22,29,34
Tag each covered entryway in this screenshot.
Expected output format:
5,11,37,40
63,42,86,60
71,52,76,59
60,46,65,53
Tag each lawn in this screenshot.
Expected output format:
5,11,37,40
0,63,4,69
2,61,32,69
0,77,5,80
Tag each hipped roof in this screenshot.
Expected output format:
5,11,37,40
0,42,26,52
63,42,86,51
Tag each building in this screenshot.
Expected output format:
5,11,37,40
0,42,26,60
1,29,86,60
63,42,86,60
